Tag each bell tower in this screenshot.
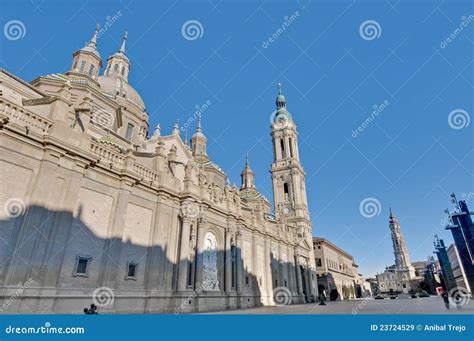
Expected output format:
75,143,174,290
270,83,309,222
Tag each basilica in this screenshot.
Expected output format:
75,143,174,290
0,27,318,313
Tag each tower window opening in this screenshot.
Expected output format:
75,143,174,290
284,182,290,202
79,61,86,73
289,138,293,158
114,64,119,73
280,139,285,158
121,66,125,76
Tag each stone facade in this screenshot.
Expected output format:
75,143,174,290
313,237,359,300
0,28,317,313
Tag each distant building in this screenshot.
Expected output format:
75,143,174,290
447,244,471,294
376,209,422,294
313,237,360,300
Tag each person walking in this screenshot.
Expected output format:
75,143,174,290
441,292,450,309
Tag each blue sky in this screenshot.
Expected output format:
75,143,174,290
1,0,472,277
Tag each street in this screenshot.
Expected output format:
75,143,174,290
201,296,474,314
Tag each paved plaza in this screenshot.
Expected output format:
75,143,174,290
202,296,474,314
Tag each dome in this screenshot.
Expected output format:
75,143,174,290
98,75,145,110
77,45,101,60
192,130,206,139
109,51,129,63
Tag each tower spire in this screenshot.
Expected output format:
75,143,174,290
89,24,100,48
276,82,286,109
119,31,128,54
197,114,202,132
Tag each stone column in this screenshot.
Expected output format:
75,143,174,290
224,228,232,292
264,239,273,304
194,216,206,288
177,217,192,291
284,135,291,159
295,254,303,295
235,230,243,293
251,232,258,296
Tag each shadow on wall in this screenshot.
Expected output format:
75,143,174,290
270,253,315,305
0,204,313,313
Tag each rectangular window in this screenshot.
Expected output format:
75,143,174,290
316,258,322,267
74,256,90,276
125,123,134,140
79,61,86,73
245,276,250,286
126,262,137,279
88,64,95,77
289,137,293,157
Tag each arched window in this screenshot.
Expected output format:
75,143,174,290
121,66,125,76
280,139,285,158
114,64,119,73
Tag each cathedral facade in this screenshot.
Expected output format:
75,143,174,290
0,27,317,313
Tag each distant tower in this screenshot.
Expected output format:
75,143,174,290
389,208,415,278
241,154,255,190
69,25,102,80
191,115,208,161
